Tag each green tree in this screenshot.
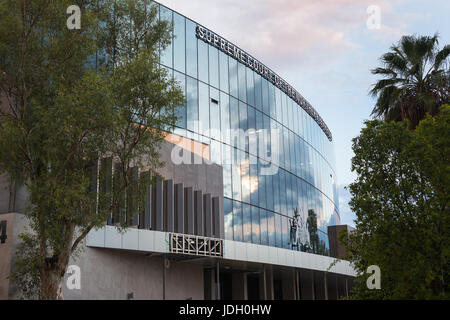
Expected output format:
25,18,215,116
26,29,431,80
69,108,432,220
343,106,450,299
370,34,450,129
0,0,184,299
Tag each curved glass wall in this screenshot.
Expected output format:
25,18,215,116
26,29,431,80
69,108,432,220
157,3,339,256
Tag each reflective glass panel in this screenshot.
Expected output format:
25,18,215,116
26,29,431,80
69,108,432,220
198,40,208,83
186,20,198,78
260,209,268,245
186,76,198,132
219,51,229,93
232,201,243,242
224,198,233,240
251,206,260,244
209,46,219,88
238,62,247,103
198,82,209,132
242,203,251,243
173,13,185,73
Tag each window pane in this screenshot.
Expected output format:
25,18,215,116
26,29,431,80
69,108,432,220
275,213,282,248
198,40,208,83
267,211,275,246
174,71,186,129
279,169,287,215
243,203,251,243
258,159,266,209
209,46,219,88
248,106,257,156
285,172,292,216
246,68,255,107
219,51,229,93
282,216,289,249
160,7,172,68
238,62,247,103
186,20,198,78
254,73,262,111
223,163,232,198
275,88,282,123
210,87,220,138
233,201,243,242
198,82,209,133
186,77,198,132
262,78,269,115
269,83,276,119
239,101,248,151
224,198,233,240
273,169,280,213
232,148,241,201
173,13,185,73
249,155,259,206
260,209,268,246
265,173,274,211
229,57,238,98
251,206,260,244
240,152,250,204
230,97,239,150
220,92,230,144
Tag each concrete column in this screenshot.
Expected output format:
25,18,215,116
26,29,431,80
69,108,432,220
295,270,300,300
212,196,220,238
185,187,194,235
298,269,314,300
194,191,203,236
164,180,174,232
139,173,151,230
281,269,296,300
345,278,349,298
155,177,164,231
204,194,212,237
204,269,215,300
265,268,274,300
232,272,248,300
174,183,184,233
216,261,221,300
259,267,267,300
127,167,139,227
326,273,338,300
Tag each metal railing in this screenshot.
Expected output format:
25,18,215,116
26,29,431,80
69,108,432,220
169,233,223,257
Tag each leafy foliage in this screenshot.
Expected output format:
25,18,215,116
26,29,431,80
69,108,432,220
370,34,450,129
343,106,450,299
0,0,184,299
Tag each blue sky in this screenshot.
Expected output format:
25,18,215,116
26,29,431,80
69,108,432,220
159,0,450,226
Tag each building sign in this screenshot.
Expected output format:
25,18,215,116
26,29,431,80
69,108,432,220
196,25,332,141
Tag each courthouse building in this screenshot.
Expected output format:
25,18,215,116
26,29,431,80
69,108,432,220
0,1,355,300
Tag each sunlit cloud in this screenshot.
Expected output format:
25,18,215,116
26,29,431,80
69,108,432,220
158,0,413,78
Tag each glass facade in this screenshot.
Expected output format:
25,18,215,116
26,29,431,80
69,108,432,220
157,4,339,256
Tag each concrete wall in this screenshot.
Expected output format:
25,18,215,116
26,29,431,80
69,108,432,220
0,213,14,299
63,246,204,300
0,212,31,300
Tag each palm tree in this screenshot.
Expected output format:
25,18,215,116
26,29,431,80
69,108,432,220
370,34,450,129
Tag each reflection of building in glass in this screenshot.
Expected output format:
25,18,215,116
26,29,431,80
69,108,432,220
0,1,355,300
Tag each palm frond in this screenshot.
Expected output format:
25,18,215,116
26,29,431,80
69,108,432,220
434,44,450,70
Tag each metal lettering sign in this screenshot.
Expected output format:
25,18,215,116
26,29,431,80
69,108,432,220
196,25,332,141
